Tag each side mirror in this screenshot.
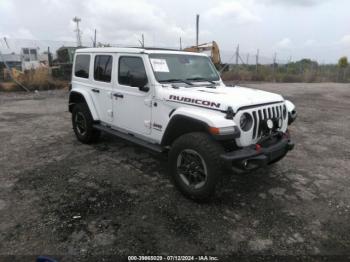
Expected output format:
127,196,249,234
129,71,148,91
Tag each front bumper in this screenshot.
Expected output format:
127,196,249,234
221,133,294,171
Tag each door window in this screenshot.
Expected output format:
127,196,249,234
118,56,147,86
94,55,113,82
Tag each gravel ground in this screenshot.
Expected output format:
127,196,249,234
0,83,349,260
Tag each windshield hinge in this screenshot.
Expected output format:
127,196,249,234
225,106,235,119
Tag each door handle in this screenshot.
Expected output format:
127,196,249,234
92,88,100,93
113,93,124,98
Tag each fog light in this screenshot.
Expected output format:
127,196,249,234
266,119,274,129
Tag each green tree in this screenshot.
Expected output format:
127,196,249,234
338,56,348,68
338,56,348,82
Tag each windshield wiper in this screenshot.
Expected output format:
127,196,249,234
186,77,216,84
159,79,193,85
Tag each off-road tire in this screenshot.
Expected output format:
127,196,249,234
169,132,224,201
72,103,100,144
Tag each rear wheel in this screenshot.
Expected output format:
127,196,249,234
169,132,224,201
72,103,100,144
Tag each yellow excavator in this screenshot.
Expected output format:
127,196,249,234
184,41,223,69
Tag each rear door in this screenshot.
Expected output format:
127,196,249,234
90,54,114,123
112,55,152,135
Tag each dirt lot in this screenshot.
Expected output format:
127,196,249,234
0,83,349,260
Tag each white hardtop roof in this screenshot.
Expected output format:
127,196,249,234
75,47,208,57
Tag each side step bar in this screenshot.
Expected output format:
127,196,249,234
93,124,164,153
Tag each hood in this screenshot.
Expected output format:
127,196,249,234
162,85,284,112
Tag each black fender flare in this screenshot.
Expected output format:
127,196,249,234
161,114,209,147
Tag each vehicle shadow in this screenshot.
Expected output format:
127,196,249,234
95,132,290,205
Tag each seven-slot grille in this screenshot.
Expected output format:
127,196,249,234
251,104,284,139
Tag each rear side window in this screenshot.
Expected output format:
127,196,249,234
94,55,113,82
119,56,146,86
74,55,90,78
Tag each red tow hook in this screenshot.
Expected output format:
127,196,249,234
255,144,262,152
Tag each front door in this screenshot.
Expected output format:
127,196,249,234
112,55,152,135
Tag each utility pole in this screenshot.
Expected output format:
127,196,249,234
255,49,259,74
47,46,52,66
196,14,200,47
235,45,240,66
139,34,145,48
273,52,277,82
3,37,10,49
179,37,182,50
246,53,250,65
93,29,97,47
286,56,292,72
73,16,82,47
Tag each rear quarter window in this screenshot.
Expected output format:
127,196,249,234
74,54,90,78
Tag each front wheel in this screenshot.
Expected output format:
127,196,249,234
169,132,224,201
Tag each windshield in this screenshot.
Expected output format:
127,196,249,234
149,53,220,83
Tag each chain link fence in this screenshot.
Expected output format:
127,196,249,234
220,49,349,83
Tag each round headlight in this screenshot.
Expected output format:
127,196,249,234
240,112,253,131
283,105,287,119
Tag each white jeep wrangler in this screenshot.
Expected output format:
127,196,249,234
69,47,296,200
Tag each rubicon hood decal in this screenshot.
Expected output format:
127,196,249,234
162,86,284,112
168,95,221,109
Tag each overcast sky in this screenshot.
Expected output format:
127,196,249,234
0,0,349,63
